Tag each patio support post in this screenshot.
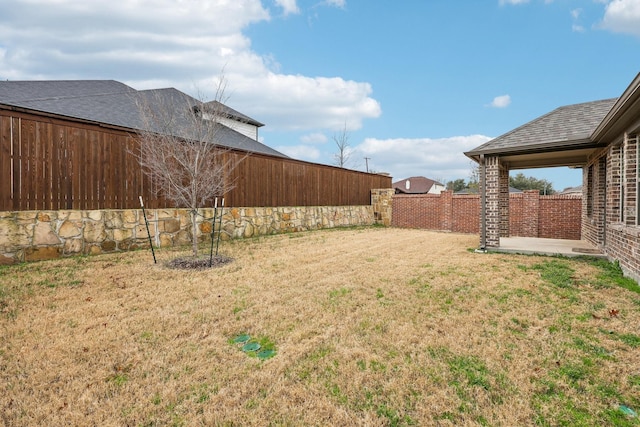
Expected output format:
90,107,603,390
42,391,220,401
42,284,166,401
499,162,510,238
479,154,486,249
484,155,502,247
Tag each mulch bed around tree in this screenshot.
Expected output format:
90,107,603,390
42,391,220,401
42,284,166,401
166,255,234,270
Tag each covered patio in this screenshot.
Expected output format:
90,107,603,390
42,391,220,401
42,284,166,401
464,98,617,251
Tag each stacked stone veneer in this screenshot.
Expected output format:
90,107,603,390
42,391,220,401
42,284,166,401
371,188,394,226
0,204,376,264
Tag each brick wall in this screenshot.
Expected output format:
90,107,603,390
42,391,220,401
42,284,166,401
391,194,444,230
392,190,582,240
605,225,640,283
539,195,582,239
451,195,479,234
583,154,608,246
586,139,640,283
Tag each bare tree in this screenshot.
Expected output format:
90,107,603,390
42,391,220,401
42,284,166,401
332,122,353,168
134,80,242,257
468,160,480,192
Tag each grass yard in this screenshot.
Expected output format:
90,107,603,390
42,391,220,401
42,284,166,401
1,227,640,426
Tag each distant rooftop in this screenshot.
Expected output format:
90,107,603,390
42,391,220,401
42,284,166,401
392,176,443,194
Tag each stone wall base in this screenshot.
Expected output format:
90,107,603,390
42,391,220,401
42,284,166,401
0,205,375,264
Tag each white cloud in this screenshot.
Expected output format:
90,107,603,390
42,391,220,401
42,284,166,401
499,0,529,5
355,135,492,182
489,94,511,108
600,0,640,37
0,0,379,132
570,8,586,32
323,0,346,8
571,8,581,19
276,144,321,161
231,73,381,131
275,0,300,15
300,132,328,144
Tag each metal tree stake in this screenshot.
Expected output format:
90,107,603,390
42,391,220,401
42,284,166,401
209,197,218,267
215,198,225,256
139,196,157,264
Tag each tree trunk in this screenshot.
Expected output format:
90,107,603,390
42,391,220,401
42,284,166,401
191,210,198,257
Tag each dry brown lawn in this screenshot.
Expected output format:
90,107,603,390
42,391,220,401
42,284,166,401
1,227,639,426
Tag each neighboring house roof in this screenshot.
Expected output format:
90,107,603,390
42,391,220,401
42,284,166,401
392,176,443,194
454,188,477,195
465,98,618,168
204,100,264,127
559,185,583,195
0,80,285,158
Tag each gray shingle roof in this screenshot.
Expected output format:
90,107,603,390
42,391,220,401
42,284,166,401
0,80,135,101
204,100,264,127
466,98,618,156
0,80,286,158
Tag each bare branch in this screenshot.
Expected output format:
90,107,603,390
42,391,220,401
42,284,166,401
131,76,246,256
333,122,352,168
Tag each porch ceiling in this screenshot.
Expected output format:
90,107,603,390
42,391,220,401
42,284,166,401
500,146,599,169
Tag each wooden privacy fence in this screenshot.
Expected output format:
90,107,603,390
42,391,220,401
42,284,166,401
0,111,391,211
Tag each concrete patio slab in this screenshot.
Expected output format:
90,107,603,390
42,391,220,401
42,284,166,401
490,237,606,258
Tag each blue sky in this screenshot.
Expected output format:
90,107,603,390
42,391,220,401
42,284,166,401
1,0,639,191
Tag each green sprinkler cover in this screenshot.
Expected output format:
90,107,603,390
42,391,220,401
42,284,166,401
233,334,251,343
242,342,261,352
257,349,276,360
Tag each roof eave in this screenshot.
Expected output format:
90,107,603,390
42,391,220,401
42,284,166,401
592,72,640,142
464,138,598,161
0,102,138,133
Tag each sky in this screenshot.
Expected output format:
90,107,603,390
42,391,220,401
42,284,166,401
1,0,640,191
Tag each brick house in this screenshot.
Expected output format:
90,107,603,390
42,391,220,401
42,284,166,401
465,73,640,282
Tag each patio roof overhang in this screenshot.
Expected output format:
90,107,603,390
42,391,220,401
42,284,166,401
464,139,607,169
464,97,619,170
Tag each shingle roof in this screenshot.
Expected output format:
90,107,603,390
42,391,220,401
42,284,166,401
204,100,264,127
0,80,286,158
392,176,442,194
0,80,135,101
466,98,618,156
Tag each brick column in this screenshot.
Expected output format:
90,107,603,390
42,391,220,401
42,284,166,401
522,190,539,237
441,190,453,232
499,164,510,237
482,156,508,247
